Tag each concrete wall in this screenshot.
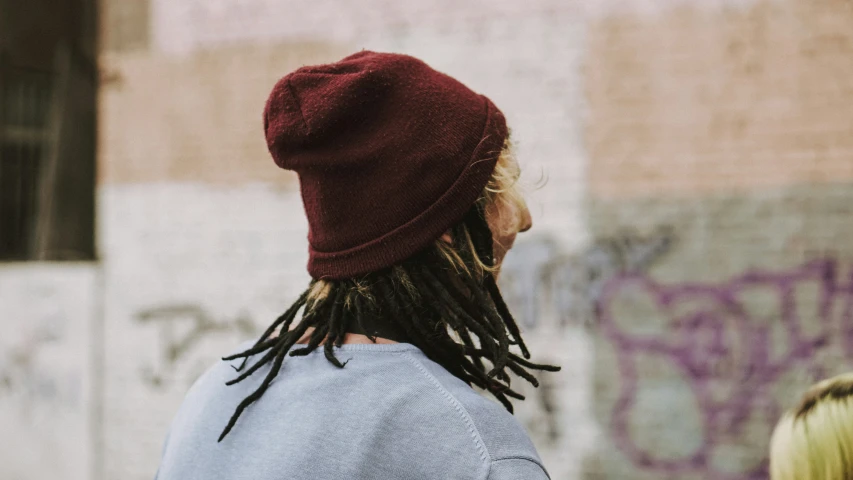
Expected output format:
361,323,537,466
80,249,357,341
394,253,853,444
3,0,853,478
0,267,98,480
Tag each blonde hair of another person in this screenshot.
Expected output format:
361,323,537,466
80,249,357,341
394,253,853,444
769,372,853,480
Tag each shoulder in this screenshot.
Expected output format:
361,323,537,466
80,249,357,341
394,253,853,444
402,350,548,475
487,457,551,479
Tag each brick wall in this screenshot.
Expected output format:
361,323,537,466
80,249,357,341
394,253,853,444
4,0,851,478
580,0,853,478
98,1,590,479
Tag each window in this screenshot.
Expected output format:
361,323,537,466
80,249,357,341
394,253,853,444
0,50,97,261
0,0,98,261
0,65,53,260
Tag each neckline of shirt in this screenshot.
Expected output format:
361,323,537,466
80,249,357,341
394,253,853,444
233,339,424,355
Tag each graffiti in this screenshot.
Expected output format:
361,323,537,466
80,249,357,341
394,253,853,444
514,368,562,446
599,258,853,479
500,226,675,328
0,315,81,409
501,230,853,479
135,304,258,388
498,228,674,449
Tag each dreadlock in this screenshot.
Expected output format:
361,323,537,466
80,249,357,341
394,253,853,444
217,146,561,442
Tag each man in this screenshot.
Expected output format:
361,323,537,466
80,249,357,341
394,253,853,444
156,51,560,480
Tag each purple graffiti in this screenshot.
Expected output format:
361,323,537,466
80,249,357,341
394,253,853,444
598,259,853,479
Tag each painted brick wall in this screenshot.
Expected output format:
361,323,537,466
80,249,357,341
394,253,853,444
5,0,848,479
579,0,853,478
98,1,591,480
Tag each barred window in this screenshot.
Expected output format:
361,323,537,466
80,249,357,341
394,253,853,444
0,48,96,261
0,66,52,260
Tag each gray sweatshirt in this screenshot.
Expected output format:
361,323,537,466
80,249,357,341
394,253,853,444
155,342,551,480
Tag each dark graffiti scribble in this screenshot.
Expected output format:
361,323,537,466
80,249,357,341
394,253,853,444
135,304,258,388
0,317,79,409
598,259,853,479
500,226,675,328
498,227,675,447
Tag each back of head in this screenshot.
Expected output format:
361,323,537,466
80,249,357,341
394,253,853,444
769,372,853,480
214,51,560,442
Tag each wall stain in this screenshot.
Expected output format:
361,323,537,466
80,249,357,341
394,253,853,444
135,304,257,388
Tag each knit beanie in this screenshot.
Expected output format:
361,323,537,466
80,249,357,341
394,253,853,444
264,51,508,279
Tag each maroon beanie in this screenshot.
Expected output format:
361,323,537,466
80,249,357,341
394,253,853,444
264,51,508,279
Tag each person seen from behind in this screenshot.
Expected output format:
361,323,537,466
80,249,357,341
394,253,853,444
155,50,561,480
769,372,853,480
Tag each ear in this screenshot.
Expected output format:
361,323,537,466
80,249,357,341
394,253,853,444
440,232,453,243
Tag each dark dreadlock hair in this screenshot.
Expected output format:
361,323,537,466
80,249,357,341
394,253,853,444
217,154,561,442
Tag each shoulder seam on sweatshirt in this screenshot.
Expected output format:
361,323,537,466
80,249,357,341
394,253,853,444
488,456,551,480
400,352,490,464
